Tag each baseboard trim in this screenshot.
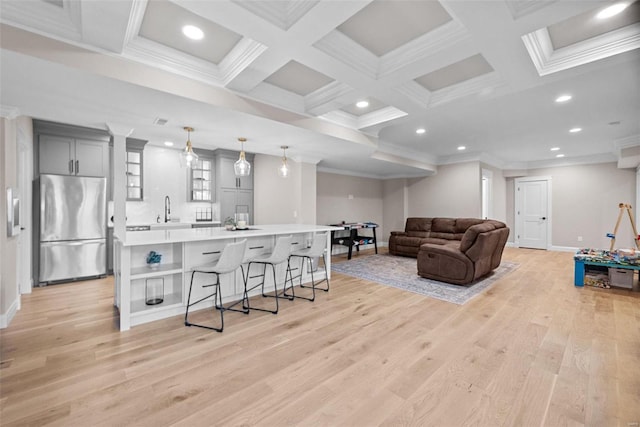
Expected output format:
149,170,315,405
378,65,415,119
550,245,579,253
507,242,577,253
0,296,20,329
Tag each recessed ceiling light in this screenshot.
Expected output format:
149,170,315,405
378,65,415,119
182,25,204,40
356,100,369,108
416,128,426,135
569,127,582,133
164,141,174,147
596,2,629,19
556,154,565,158
457,146,466,151
550,147,560,151
555,94,572,103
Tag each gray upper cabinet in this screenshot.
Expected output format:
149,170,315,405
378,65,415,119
217,153,253,190
215,150,254,223
35,120,110,178
39,135,109,177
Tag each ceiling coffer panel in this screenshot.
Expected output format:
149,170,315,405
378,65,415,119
139,0,242,65
414,54,494,92
264,60,335,96
336,0,452,57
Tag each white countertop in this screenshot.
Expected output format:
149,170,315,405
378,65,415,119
118,224,342,246
109,221,221,229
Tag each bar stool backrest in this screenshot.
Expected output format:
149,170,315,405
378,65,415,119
269,235,293,264
306,233,328,258
214,239,247,274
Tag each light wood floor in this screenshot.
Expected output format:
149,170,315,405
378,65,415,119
1,247,639,426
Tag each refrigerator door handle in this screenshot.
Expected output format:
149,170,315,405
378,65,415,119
41,238,106,246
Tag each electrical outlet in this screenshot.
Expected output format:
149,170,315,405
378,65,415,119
577,236,583,242
348,194,354,199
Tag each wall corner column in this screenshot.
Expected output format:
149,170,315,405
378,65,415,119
106,123,133,239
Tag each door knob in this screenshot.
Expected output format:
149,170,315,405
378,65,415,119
541,217,547,220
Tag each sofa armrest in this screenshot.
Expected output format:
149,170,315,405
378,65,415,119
390,231,407,237
419,243,470,262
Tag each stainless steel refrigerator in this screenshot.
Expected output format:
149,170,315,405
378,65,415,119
38,174,107,284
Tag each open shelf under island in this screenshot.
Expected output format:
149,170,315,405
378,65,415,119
113,224,341,331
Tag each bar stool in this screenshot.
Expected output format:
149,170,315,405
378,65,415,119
243,235,293,314
284,233,329,302
185,239,247,333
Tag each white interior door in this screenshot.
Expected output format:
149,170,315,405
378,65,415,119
516,178,550,249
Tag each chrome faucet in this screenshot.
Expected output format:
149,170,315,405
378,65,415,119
164,196,171,223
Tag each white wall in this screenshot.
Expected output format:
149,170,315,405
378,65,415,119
0,117,20,327
317,172,385,240
506,162,637,249
481,163,507,223
382,178,407,236
407,162,481,218
254,153,317,225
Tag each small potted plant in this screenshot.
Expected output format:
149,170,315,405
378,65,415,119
146,250,162,268
224,217,236,231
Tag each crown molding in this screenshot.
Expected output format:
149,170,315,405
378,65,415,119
0,0,81,41
614,134,640,150
522,23,640,76
232,0,318,30
318,106,407,131
123,0,147,48
220,38,268,86
356,106,407,129
505,0,557,20
428,71,504,108
395,81,431,109
304,81,354,114
370,151,437,173
318,110,359,130
313,30,378,79
379,20,470,78
248,82,306,113
123,37,223,86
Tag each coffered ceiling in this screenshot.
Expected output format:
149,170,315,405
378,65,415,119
1,0,639,178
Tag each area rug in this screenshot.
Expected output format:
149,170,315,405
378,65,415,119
331,254,519,305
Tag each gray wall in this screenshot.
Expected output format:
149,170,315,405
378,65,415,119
506,162,637,249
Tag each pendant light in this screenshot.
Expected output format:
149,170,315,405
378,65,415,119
278,145,289,178
180,126,198,168
234,137,251,176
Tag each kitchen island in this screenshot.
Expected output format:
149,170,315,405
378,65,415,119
113,224,340,331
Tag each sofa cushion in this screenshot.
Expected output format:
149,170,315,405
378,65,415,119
455,218,485,233
431,218,456,233
405,217,433,233
418,237,452,246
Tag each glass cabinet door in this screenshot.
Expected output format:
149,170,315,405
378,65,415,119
190,157,213,201
126,150,143,200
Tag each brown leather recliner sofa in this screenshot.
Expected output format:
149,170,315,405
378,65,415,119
389,217,510,285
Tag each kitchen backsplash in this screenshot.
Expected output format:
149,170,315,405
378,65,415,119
108,201,219,225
